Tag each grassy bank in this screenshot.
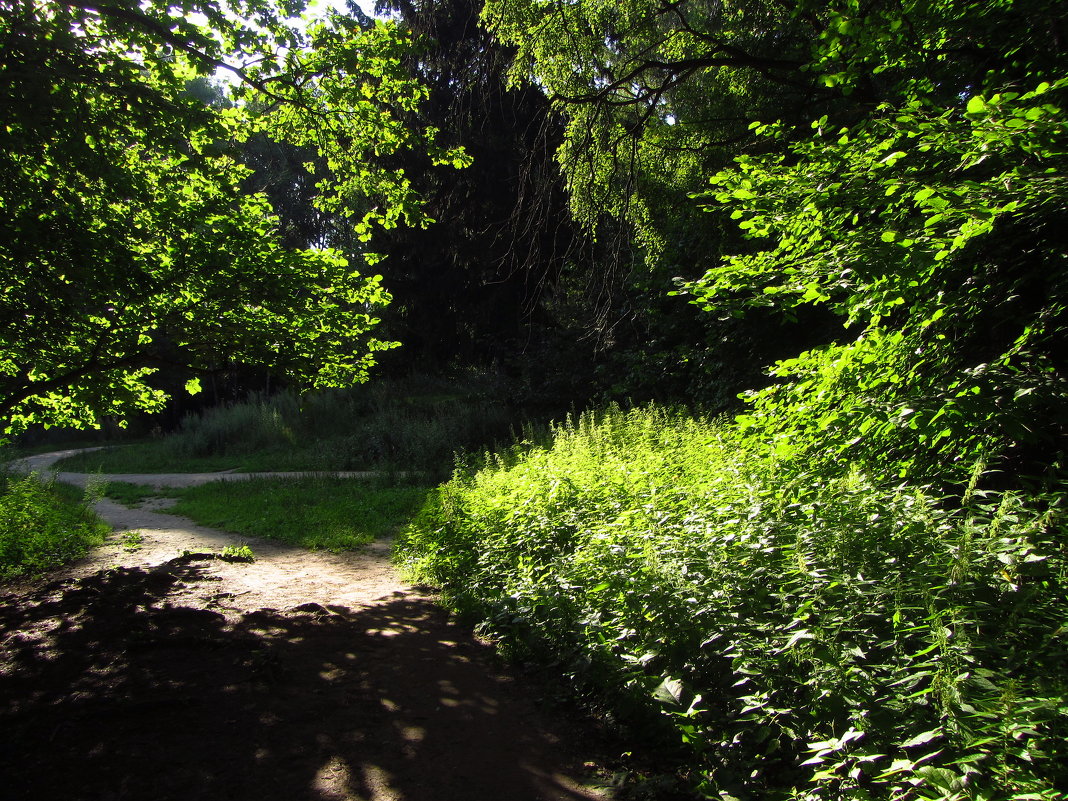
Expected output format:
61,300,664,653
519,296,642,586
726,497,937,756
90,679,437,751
0,473,108,579
170,477,432,551
52,375,517,477
102,477,432,552
2,467,428,580
397,405,1068,799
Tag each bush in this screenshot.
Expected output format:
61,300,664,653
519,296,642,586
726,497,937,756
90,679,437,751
397,405,1068,799
172,393,301,458
0,473,107,579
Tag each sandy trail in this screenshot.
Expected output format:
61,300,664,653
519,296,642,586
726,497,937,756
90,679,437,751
1,450,616,801
8,448,410,610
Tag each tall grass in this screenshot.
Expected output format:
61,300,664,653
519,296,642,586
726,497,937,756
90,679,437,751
0,472,108,579
54,374,517,476
397,405,1068,800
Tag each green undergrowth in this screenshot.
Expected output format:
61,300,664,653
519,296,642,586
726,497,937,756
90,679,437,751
58,445,245,474
51,375,516,477
397,405,1068,800
0,472,108,579
171,476,432,551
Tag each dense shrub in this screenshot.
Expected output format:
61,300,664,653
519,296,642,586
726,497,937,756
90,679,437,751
0,473,107,579
397,406,1068,799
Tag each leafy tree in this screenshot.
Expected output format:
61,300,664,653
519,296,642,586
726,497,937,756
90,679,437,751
482,0,826,258
683,2,1068,482
691,82,1068,479
483,0,1064,254
480,0,1068,480
0,0,465,438
476,0,855,407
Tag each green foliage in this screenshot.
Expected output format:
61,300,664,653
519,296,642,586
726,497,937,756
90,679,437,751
484,0,1066,259
477,0,1068,434
481,0,811,259
687,78,1068,481
172,476,430,551
54,375,517,475
179,544,255,562
0,0,466,438
0,472,107,578
398,406,1068,799
219,544,255,562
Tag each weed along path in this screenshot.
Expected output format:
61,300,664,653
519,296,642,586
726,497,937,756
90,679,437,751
1,450,615,801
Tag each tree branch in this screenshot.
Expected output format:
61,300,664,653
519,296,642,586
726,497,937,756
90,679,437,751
550,52,806,106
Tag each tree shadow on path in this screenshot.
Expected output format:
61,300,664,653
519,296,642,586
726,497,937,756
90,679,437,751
0,561,611,801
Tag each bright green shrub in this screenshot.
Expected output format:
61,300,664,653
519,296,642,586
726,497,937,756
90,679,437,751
397,406,1068,799
0,473,107,578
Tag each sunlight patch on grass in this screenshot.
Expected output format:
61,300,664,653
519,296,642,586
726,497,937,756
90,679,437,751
170,477,431,551
103,481,179,507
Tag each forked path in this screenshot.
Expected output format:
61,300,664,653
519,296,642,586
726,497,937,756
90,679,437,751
0,450,615,801
9,449,406,610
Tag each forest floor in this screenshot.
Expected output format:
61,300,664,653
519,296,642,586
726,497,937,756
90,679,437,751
0,451,617,801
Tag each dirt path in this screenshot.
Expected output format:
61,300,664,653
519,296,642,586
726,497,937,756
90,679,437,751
0,451,617,801
6,449,423,608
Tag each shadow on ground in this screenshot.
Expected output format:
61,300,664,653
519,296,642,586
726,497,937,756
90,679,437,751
0,561,610,801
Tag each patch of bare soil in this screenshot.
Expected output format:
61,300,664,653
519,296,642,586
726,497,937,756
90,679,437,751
0,451,617,801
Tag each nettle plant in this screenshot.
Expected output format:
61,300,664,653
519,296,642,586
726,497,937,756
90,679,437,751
399,406,1068,799
678,471,1068,800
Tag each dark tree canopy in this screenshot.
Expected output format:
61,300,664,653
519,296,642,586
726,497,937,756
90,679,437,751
362,0,591,372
